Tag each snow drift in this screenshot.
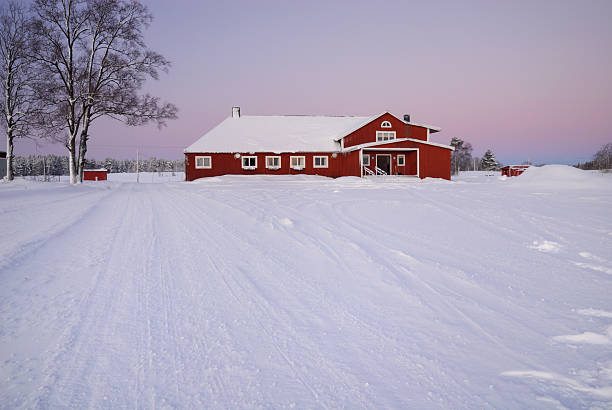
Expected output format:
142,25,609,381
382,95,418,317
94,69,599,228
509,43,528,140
509,164,612,189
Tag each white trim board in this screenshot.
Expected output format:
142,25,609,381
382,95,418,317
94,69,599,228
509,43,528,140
362,147,418,151
241,155,257,170
265,155,281,170
343,138,453,152
195,156,212,169
363,149,419,177
313,155,329,168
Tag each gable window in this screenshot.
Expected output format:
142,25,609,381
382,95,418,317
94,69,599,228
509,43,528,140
242,156,257,170
362,152,370,166
376,131,396,141
313,156,328,168
195,156,212,169
266,156,281,169
397,154,405,166
381,121,392,128
290,156,305,170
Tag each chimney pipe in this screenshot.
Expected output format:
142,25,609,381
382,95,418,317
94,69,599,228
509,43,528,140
404,114,410,123
232,106,241,118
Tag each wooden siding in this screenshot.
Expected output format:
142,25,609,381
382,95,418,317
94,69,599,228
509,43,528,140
185,152,362,181
342,112,429,149
362,150,418,176
83,170,107,181
366,139,451,179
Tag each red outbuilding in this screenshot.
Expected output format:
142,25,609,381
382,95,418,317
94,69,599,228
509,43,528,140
83,168,108,181
501,165,530,177
184,107,454,181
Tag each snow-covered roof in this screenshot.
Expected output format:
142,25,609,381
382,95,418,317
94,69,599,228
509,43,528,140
185,115,374,153
84,168,108,172
185,112,444,153
407,122,441,132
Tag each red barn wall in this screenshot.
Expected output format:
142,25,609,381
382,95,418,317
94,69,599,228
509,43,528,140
342,113,429,149
185,152,361,181
83,171,107,181
417,144,451,180
362,150,418,176
502,166,529,177
362,140,451,179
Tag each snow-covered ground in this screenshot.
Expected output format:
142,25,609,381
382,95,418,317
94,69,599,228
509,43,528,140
1,166,611,408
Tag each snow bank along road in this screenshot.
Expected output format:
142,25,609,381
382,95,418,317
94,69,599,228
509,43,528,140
1,168,611,408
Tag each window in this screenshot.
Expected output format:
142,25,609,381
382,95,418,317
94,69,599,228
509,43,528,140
397,154,405,166
381,121,392,128
362,152,370,166
195,156,211,169
376,131,396,141
290,156,305,170
313,156,328,168
266,156,281,169
242,156,257,170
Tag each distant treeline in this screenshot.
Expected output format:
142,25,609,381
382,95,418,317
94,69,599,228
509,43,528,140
575,143,612,170
12,155,185,177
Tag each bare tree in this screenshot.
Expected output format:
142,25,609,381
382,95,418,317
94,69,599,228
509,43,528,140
0,1,38,181
450,137,473,175
32,0,176,184
593,143,612,170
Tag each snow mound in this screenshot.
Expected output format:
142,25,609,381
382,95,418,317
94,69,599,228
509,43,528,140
510,165,612,189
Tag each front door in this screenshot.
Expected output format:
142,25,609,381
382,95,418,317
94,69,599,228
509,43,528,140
376,155,391,175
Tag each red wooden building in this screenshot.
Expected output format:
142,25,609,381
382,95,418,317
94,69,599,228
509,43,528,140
185,108,453,181
83,168,108,181
501,165,530,177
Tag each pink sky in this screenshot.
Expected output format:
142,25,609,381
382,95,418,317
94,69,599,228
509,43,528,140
14,0,612,165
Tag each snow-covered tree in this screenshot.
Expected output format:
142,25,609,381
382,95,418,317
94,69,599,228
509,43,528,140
450,137,473,175
480,149,499,172
31,0,177,184
0,1,39,180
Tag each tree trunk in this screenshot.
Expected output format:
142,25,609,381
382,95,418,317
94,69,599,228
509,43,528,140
6,131,14,180
67,135,78,184
77,133,88,183
77,114,91,183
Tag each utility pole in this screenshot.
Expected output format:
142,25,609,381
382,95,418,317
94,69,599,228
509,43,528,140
136,148,140,183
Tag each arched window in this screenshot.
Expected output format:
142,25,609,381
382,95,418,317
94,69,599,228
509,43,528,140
381,121,392,128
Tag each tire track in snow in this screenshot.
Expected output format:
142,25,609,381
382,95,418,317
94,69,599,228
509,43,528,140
159,185,330,406
15,184,134,408
187,182,552,404
0,186,99,216
173,184,468,406
0,187,114,273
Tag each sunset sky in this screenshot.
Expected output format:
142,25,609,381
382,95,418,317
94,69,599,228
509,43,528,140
14,0,612,165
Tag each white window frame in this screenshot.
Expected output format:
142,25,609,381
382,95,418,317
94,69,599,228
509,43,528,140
362,152,370,166
241,156,257,170
290,156,306,170
397,154,405,166
376,131,396,142
381,120,392,128
265,156,281,170
195,156,212,169
313,155,328,168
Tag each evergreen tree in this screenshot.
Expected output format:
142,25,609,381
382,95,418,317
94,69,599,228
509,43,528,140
480,149,499,171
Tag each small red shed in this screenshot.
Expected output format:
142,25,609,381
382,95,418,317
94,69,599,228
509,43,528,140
83,168,108,181
501,165,529,177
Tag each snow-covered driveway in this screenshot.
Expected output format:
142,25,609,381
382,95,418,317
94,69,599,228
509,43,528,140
1,169,611,408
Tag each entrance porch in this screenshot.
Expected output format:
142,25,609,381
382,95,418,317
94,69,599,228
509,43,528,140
361,149,418,177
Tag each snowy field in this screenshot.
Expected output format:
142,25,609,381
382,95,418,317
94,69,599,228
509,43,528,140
1,166,611,408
